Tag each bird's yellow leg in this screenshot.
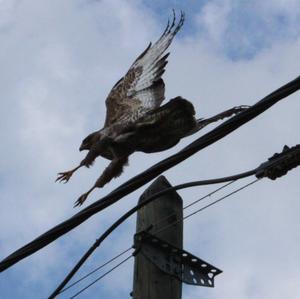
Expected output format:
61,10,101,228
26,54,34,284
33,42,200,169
74,186,96,207
56,165,83,183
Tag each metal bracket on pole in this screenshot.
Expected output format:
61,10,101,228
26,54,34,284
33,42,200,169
134,231,222,287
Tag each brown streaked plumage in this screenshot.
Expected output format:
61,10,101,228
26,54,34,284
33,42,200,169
56,11,249,207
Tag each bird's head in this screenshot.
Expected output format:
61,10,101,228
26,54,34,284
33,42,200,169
79,131,100,151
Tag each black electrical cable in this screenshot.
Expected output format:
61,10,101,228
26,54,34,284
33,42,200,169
60,178,259,298
183,180,235,210
153,178,260,236
59,181,236,294
49,169,256,298
57,180,235,295
136,180,235,235
183,179,260,221
1,75,300,273
59,247,133,294
69,254,133,299
51,141,300,297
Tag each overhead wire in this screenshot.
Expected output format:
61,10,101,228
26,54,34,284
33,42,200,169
152,178,260,236
59,247,133,294
57,181,235,294
183,180,235,210
57,180,236,295
52,141,300,297
183,179,260,221
62,178,260,298
2,74,300,274
69,254,133,299
144,180,236,233
49,170,257,298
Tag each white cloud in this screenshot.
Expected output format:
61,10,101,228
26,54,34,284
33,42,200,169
196,0,231,45
195,0,300,59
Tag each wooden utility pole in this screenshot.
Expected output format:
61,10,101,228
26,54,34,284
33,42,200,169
132,176,183,299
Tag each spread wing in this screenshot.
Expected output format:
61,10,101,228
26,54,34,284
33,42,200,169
104,11,185,127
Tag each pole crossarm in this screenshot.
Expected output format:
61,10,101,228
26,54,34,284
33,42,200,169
1,75,300,273
134,231,222,287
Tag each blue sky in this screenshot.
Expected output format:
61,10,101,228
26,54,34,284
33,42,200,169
1,1,300,298
147,0,300,60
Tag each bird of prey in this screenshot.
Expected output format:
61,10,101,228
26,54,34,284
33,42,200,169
56,11,248,207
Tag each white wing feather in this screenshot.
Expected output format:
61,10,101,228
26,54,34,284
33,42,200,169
127,11,185,108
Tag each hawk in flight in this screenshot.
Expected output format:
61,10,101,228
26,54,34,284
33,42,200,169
56,11,248,207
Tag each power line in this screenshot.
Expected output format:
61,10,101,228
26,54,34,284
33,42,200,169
51,139,300,298
57,180,235,295
183,180,235,210
56,178,258,297
55,180,234,296
184,179,259,220
63,178,259,298
136,180,236,235
54,140,300,296
3,74,300,274
152,178,260,236
184,179,260,221
57,143,298,298
69,254,133,299
49,173,255,298
59,247,133,294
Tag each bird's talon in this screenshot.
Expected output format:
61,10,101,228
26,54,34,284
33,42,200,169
74,193,89,208
56,171,74,183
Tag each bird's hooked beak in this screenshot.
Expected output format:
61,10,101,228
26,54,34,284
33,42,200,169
79,144,85,151
79,131,100,152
